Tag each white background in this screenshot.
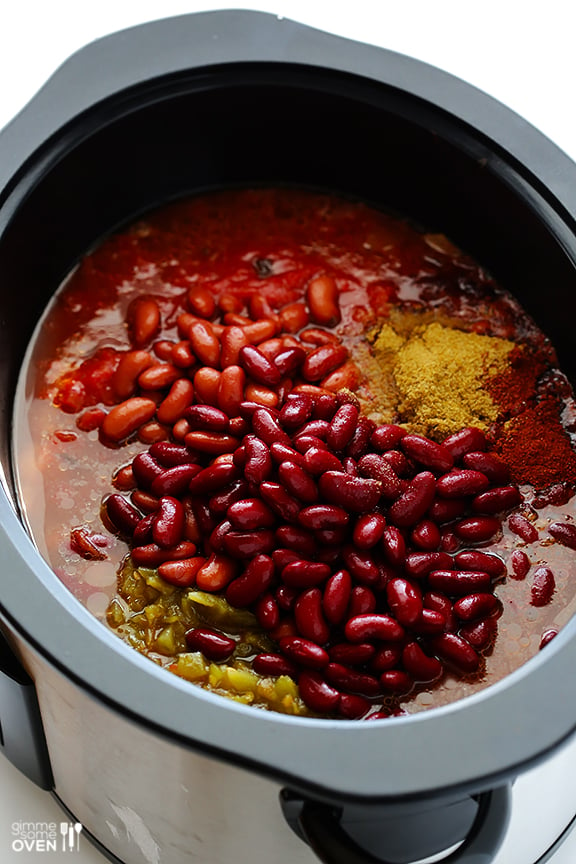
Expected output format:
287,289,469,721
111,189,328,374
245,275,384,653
1,1,576,862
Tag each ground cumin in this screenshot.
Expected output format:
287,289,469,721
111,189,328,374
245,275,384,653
372,320,515,439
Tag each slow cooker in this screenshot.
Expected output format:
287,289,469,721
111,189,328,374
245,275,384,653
1,10,576,864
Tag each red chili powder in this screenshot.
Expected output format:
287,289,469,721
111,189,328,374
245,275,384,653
487,345,547,417
494,397,576,488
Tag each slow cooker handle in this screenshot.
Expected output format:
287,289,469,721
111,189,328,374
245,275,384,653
297,785,511,864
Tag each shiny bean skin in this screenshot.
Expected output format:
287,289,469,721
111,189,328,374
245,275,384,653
128,297,161,347
338,694,371,719
138,363,180,390
411,608,448,635
379,670,413,695
278,461,318,503
370,424,406,451
371,646,402,673
329,643,375,666
453,593,499,621
151,463,202,497
327,403,359,451
131,541,197,568
187,284,216,319
274,347,307,378
319,471,381,513
381,526,406,568
152,497,185,548
195,553,238,591
193,367,221,406
158,557,205,587
325,663,381,697
549,521,576,550
252,653,298,677
185,628,235,661
357,454,402,499
298,671,340,712
105,494,141,536
441,427,488,461
430,633,480,674
186,405,229,432
149,442,195,467
295,588,331,644
270,442,307,469
226,554,275,607
404,551,453,578
222,529,275,559
342,549,380,586
280,394,314,428
459,617,498,650
298,504,349,530
302,345,348,382
279,637,330,671
471,486,522,514
220,326,250,367
244,436,274,484
409,520,441,551
244,383,279,408
353,513,387,549
400,435,453,473
303,447,344,475
227,498,276,530
427,497,467,524
255,594,280,631
279,302,310,333
113,350,154,399
239,345,281,386
132,451,164,488
189,321,221,368
306,274,341,327
462,451,510,485
188,462,238,495
218,366,246,417
260,482,301,522
348,586,377,616
322,570,352,624
436,469,490,498
531,566,556,607
252,408,292,448
388,472,436,527
344,614,405,643
428,570,491,595
276,525,317,556
453,517,501,543
454,550,506,578
510,549,531,580
281,560,331,588
101,398,157,443
386,578,423,626
156,379,195,425
508,513,539,543
402,642,443,682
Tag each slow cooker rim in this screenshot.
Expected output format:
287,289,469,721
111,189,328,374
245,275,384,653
2,8,576,802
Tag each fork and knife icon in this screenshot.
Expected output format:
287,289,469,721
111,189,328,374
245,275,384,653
59,822,83,852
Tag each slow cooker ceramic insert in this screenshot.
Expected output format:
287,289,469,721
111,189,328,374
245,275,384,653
2,11,576,864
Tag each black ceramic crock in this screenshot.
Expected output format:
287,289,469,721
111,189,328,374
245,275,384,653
1,11,576,864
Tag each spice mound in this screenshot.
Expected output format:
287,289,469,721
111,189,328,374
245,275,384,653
14,187,576,721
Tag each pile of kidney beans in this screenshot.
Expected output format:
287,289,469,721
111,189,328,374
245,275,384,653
75,279,536,719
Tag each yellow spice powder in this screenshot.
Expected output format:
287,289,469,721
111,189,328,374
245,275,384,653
372,320,516,439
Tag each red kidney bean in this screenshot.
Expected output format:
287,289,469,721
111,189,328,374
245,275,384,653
218,294,244,315
278,461,318,503
239,400,280,421
112,350,154,399
508,513,539,543
187,285,216,319
242,318,279,344
185,431,240,455
454,517,500,543
151,463,202,497
252,653,298,677
276,525,317,556
273,548,300,571
187,463,237,497
156,379,195,425
325,663,381,697
440,530,460,554
322,570,352,624
220,326,249,367
401,435,453,473
101,398,157,443
299,504,349,530
428,569,491,595
413,607,450,635
217,366,246,417
132,451,164,489
388,472,436,527
209,520,233,553
274,347,306,377
303,447,344,475
330,643,375,667
299,328,340,347
327,403,359,451
244,436,273,484
381,526,406,568
410,520,441,551
186,405,229,432
138,421,169,445
453,593,499,621
306,274,341,327
459,617,498,650
549,521,576,550
427,497,468,524
275,584,299,611
280,637,329,670
191,501,217,535
189,321,221,368
255,593,280,630
172,418,192,442
402,642,443,682
280,394,314,428
252,408,292,448
453,552,503,579
371,645,402,673
442,427,488,460
539,629,558,650
301,345,347,382
149,442,195,468
293,435,328,454
322,362,362,392
357,454,402,500
105,494,141,535
298,671,340,712
295,588,330,644
353,513,386,549
312,393,338,421
171,340,196,369
531,566,556,607
132,512,155,545
370,424,406,452
239,345,281,386
319,471,381,513
225,554,275,607
131,490,160,514
260,482,301,522
193,367,221,405
338,694,371,719
128,297,161,347
343,549,380,586
158,557,205,587
222,529,275,559
345,614,404,643
462,451,510,485
185,627,235,661
404,551,453,578
270,441,307,468
132,541,197,567
195,553,238,591
154,339,176,361
227,498,276,530
112,464,136,491
348,586,377,616
281,560,331,588
472,486,522,514
436,469,490,498
430,633,480,673
380,670,413,694
386,578,423,626
295,420,331,442
138,362,180,391
510,549,531,580
279,301,309,333
152,497,185,548
346,419,375,461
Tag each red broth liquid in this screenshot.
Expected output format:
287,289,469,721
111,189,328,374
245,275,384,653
13,188,576,717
